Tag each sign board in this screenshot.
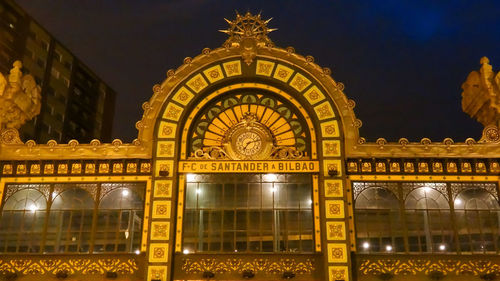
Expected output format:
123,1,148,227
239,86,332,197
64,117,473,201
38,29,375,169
178,161,319,173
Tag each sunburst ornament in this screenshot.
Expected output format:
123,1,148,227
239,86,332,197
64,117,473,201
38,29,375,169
219,11,277,46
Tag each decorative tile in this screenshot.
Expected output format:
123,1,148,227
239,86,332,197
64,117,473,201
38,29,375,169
16,164,26,175
255,60,275,76
154,180,172,198
186,73,208,93
30,164,40,174
329,266,349,281
152,201,171,219
222,60,242,77
203,65,225,83
447,162,457,173
461,162,472,172
375,162,386,173
99,163,109,173
156,141,175,158
149,243,169,262
404,162,415,173
323,140,341,157
273,64,294,82
172,87,195,106
43,164,54,174
326,221,346,240
314,101,335,120
325,200,345,219
71,163,82,174
113,163,123,173
148,266,167,281
126,163,137,173
289,72,311,92
303,85,326,105
361,162,371,172
389,162,400,173
151,222,170,240
155,160,174,178
327,243,348,263
85,163,96,174
347,162,358,173
141,163,151,173
162,102,184,121
432,162,443,173
2,164,13,175
320,120,340,138
158,122,177,138
324,159,342,177
418,162,429,173
324,180,343,197
57,164,67,174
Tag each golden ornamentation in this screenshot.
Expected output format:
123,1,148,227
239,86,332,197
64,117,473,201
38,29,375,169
324,180,343,197
157,141,175,157
71,163,82,174
329,266,349,281
154,180,172,198
359,259,500,276
172,87,194,106
304,86,326,105
314,102,335,120
223,113,274,160
152,201,171,218
30,164,40,174
447,162,458,173
203,65,225,83
273,64,294,82
290,73,311,92
141,162,151,173
461,162,472,172
375,162,386,172
186,74,208,93
328,244,347,263
361,162,372,172
325,200,344,218
256,60,275,76
222,61,242,77
404,162,414,173
16,164,26,174
461,57,500,129
126,162,137,173
151,221,170,240
323,140,340,157
0,258,137,275
0,61,41,134
418,162,429,173
112,163,123,173
163,103,184,121
326,222,346,240
182,258,314,274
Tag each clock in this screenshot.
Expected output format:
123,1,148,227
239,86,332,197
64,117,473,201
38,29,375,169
223,114,274,160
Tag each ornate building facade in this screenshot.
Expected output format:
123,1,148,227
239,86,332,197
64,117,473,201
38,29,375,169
0,12,499,281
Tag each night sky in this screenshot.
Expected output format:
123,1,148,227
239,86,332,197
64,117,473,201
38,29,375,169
15,0,500,143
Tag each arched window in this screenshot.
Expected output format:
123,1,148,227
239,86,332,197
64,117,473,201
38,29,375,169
454,188,500,253
95,183,143,253
47,187,94,253
404,185,453,253
0,186,47,253
355,186,403,253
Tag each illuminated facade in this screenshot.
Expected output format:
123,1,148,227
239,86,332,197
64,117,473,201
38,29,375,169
0,12,499,281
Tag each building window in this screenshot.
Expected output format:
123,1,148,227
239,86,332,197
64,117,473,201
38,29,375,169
183,174,313,254
0,185,49,253
454,187,499,253
0,182,145,254
354,182,499,254
51,67,60,79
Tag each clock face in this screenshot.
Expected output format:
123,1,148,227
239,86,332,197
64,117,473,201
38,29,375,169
235,131,263,156
224,121,273,160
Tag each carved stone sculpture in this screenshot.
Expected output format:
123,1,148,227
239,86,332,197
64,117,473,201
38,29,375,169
461,57,500,142
0,61,42,144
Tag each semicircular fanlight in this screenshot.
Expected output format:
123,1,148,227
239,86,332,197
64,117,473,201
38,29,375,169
189,92,310,158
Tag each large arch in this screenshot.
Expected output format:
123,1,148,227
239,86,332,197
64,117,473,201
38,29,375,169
143,13,359,281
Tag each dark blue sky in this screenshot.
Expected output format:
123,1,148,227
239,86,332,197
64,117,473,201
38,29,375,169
16,0,500,142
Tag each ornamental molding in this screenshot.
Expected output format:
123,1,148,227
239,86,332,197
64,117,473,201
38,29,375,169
181,258,314,275
360,256,500,276
0,256,138,275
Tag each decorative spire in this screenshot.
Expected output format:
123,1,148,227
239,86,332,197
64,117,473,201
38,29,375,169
219,11,277,46
219,12,276,65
